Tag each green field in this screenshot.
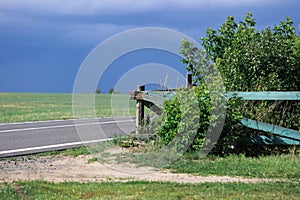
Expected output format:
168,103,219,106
0,93,135,123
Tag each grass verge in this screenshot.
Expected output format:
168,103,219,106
0,181,299,200
166,153,300,180
35,146,92,157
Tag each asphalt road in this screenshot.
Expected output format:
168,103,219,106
0,116,135,157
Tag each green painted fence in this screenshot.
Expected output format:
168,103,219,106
226,91,300,100
139,90,300,145
227,92,300,145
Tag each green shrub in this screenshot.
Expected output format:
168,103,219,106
155,83,242,154
156,84,211,151
155,13,300,155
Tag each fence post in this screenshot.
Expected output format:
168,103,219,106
136,85,145,133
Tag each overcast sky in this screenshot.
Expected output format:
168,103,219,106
0,0,299,93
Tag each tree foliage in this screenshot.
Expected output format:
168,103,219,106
201,13,300,132
95,88,101,94
202,13,300,91
108,88,115,94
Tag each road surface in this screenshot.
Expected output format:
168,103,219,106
0,116,135,157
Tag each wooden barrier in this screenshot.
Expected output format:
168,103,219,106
130,75,300,144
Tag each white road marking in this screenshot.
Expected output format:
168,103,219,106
0,119,134,133
0,116,134,126
0,138,113,156
0,118,77,126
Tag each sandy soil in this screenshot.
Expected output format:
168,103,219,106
0,148,276,183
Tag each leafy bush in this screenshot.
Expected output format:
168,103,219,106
155,13,300,155
155,86,242,154
156,84,212,151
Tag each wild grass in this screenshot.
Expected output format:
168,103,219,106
0,181,299,199
34,146,91,157
0,93,135,123
166,152,300,180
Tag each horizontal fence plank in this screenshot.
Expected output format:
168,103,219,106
241,135,300,145
226,92,300,100
240,118,300,141
136,91,300,102
141,91,174,107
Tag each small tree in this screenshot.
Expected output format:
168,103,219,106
95,88,101,94
108,88,115,94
